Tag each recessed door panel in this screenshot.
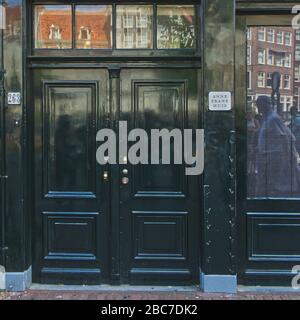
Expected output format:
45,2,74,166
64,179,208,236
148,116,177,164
132,81,187,198
43,82,97,198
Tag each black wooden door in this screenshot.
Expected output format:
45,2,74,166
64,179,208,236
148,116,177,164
119,68,201,284
32,67,201,285
32,69,110,284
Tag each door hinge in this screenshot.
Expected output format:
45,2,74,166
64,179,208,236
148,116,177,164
0,175,7,179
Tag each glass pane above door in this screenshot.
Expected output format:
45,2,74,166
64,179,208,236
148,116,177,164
75,5,112,49
157,5,195,49
34,5,72,49
33,3,198,52
116,5,153,49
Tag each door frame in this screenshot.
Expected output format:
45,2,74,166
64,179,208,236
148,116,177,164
23,0,204,285
27,63,203,284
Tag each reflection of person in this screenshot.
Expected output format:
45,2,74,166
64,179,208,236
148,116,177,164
254,96,300,197
289,106,300,154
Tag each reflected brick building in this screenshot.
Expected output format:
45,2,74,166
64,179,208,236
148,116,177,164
35,6,112,49
247,26,294,116
294,30,300,109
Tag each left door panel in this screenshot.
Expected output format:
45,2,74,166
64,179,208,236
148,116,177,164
32,69,110,284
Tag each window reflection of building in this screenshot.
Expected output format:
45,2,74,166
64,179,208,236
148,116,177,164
35,4,196,50
75,5,112,49
247,46,251,65
6,6,21,37
247,26,294,114
116,6,152,49
35,5,72,48
35,5,112,49
266,72,272,87
295,29,300,109
247,26,300,198
157,5,195,49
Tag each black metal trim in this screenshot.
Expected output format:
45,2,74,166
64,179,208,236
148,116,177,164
0,0,7,266
236,1,299,15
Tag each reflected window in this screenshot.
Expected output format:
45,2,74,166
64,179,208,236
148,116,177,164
266,73,272,87
268,50,274,65
257,49,265,64
35,5,72,49
296,66,300,82
257,72,265,87
258,27,266,41
267,28,275,43
277,31,283,44
247,28,251,40
247,26,300,198
284,53,292,67
247,71,251,90
49,25,61,40
116,5,153,49
247,46,251,65
75,5,112,49
285,32,292,46
296,45,300,61
284,74,291,89
34,3,198,51
157,5,195,49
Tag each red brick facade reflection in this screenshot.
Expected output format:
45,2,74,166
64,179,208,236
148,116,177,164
35,6,112,49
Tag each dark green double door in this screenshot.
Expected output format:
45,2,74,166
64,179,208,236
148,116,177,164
32,67,201,285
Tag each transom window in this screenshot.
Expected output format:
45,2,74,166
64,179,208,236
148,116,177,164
34,3,197,50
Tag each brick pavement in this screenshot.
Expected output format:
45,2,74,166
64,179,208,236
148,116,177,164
1,289,300,300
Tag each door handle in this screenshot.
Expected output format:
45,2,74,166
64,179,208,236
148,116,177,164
121,177,129,185
103,171,109,182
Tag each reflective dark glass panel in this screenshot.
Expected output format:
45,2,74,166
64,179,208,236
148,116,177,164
75,5,112,49
247,26,300,198
116,5,153,49
34,5,72,49
157,5,195,49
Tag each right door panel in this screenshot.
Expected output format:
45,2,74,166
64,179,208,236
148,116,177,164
119,68,202,284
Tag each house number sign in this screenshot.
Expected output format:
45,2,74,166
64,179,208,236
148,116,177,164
209,91,231,111
7,92,21,105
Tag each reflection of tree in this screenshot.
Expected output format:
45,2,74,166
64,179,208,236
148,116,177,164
159,15,194,48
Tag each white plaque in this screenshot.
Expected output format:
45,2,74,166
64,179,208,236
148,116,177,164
209,91,231,111
7,92,21,105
